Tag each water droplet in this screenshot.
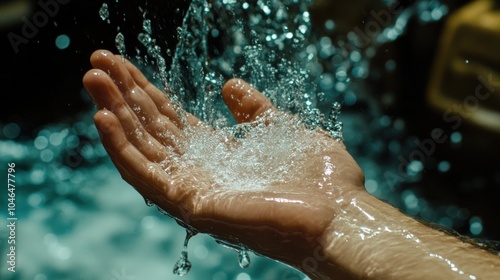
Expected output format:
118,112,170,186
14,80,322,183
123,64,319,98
143,19,152,34
173,251,192,276
238,250,251,268
138,33,152,47
214,239,251,268
173,229,196,276
99,3,109,21
115,32,126,60
144,198,154,207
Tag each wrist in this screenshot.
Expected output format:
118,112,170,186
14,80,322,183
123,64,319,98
319,191,406,279
284,189,370,280
317,190,440,279
317,191,500,280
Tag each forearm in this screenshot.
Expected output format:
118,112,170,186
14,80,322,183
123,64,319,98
314,191,500,280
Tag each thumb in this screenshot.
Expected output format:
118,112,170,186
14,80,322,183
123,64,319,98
222,79,277,123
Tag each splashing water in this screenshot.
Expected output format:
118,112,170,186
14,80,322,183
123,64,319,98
98,0,455,277
167,0,326,128
102,0,368,276
166,115,321,192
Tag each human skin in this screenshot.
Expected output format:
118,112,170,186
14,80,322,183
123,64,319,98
83,49,500,279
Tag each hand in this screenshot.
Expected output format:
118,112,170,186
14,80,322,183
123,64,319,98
83,50,365,277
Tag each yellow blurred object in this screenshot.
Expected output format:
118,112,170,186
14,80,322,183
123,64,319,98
309,0,384,36
0,0,31,28
427,0,500,133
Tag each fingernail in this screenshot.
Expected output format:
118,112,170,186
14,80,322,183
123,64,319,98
96,110,114,134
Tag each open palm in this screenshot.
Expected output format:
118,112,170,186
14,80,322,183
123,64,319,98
83,50,365,272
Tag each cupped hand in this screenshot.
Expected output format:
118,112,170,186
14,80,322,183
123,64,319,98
83,49,365,275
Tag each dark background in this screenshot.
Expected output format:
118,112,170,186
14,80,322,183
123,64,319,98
0,0,190,135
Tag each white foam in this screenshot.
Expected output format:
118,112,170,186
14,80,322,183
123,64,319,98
170,115,320,192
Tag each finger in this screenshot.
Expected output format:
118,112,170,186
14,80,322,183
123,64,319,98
83,69,122,110
94,110,172,197
90,50,136,94
222,78,277,123
119,56,183,123
91,51,183,147
90,50,178,135
119,55,202,128
83,69,172,162
120,79,182,147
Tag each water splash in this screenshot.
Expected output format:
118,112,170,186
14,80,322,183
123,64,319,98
101,0,347,140
171,115,320,192
95,0,463,277
135,12,169,86
167,0,322,127
102,0,344,275
324,102,344,141
103,0,450,135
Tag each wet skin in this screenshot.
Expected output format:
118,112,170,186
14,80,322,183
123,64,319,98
83,49,364,279
84,50,500,280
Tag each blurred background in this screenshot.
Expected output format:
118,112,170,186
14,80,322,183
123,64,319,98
1,0,499,279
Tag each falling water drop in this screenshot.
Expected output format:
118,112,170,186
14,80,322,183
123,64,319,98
138,33,152,47
143,18,152,34
214,239,251,268
99,3,109,21
173,251,191,276
237,249,251,268
173,229,196,276
115,32,126,61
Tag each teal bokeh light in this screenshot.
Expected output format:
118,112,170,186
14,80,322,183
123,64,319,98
55,34,71,50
